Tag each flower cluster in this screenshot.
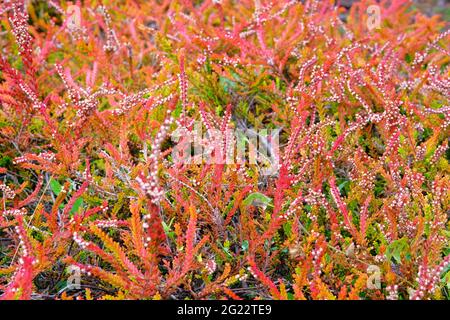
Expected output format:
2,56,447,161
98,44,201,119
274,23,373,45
0,182,15,199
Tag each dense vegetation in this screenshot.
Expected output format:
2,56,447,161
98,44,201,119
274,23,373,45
0,0,449,300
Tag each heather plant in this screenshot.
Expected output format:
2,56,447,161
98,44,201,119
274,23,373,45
0,0,449,300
